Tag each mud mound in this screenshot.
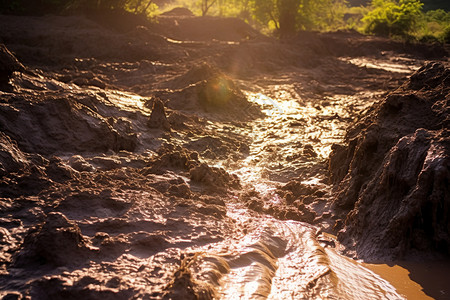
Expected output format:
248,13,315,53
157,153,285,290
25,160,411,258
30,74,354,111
0,132,29,175
13,212,92,267
197,76,248,110
142,143,240,192
154,15,260,41
161,7,194,17
0,92,137,155
294,30,448,60
0,15,169,66
185,135,249,160
329,62,450,259
0,44,24,91
190,163,240,190
148,98,171,131
143,144,200,175
157,64,262,120
168,63,219,89
30,276,135,300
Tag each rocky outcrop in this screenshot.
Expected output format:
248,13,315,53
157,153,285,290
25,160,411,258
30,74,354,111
329,62,450,259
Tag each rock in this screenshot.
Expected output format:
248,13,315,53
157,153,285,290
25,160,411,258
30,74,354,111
329,62,450,259
148,98,171,131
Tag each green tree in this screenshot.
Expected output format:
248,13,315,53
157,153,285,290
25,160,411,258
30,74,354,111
201,0,218,15
362,0,423,37
251,0,347,36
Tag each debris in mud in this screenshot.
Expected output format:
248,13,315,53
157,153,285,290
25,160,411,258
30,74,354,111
162,254,213,300
241,187,317,223
329,62,450,259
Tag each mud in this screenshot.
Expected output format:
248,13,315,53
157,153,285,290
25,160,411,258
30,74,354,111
330,62,450,260
0,11,448,299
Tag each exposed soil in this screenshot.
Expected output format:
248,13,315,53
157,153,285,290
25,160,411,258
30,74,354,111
0,11,448,299
330,62,450,260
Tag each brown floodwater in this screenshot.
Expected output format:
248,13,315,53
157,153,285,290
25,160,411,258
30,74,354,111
82,69,446,299
365,260,450,300
186,81,411,299
195,77,447,299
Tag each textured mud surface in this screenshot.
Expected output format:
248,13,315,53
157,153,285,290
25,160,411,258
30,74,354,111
330,62,450,260
0,12,448,299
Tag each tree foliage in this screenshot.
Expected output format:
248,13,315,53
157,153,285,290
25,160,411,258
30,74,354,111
362,0,423,37
242,0,347,36
0,0,158,16
2,0,449,42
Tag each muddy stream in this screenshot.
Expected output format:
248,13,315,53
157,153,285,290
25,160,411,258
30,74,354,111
159,59,446,299
187,80,402,299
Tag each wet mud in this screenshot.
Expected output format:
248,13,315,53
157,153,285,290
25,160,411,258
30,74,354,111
0,12,448,299
330,62,450,260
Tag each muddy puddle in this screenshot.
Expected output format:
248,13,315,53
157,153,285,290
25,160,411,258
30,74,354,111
365,260,450,300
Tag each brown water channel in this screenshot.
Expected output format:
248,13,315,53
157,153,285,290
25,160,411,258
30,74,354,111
190,66,448,298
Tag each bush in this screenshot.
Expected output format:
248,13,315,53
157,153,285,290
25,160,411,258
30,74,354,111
442,24,450,43
419,34,440,43
362,0,423,38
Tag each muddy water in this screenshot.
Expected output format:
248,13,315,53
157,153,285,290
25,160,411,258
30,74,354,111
194,208,403,299
78,72,435,299
365,261,450,300
189,82,408,299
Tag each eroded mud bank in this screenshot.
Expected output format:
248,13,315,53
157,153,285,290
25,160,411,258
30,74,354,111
0,12,448,299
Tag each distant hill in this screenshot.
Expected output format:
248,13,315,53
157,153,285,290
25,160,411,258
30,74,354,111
347,0,450,11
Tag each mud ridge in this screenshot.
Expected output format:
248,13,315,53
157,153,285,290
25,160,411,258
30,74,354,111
330,62,450,260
